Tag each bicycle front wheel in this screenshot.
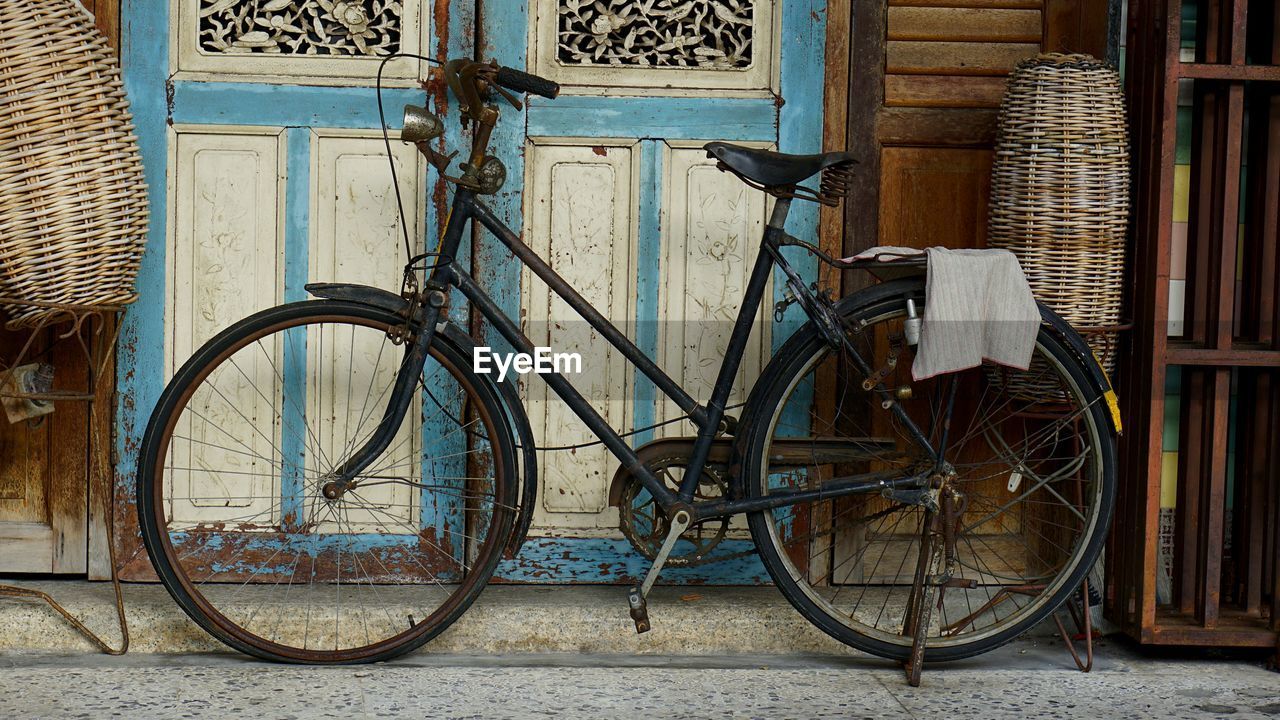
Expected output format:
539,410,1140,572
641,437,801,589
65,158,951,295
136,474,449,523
743,282,1116,662
138,300,517,663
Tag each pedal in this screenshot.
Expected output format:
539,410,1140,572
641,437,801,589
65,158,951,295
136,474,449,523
627,587,650,634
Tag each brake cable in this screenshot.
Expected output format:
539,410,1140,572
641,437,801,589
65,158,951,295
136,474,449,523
421,380,744,452
375,52,444,266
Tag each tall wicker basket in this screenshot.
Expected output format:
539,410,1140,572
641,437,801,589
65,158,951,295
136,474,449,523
0,0,149,328
987,53,1129,400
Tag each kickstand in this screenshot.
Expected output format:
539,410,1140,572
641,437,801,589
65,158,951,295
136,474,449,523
1051,578,1094,672
901,512,940,687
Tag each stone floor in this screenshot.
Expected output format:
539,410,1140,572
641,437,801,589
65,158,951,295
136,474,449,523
0,581,1275,718
0,640,1276,719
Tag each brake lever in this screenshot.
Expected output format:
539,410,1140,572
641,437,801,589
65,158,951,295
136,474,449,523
491,83,523,111
475,63,523,111
447,59,485,123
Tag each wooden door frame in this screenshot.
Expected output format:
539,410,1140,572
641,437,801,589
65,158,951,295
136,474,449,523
82,0,120,580
835,0,1123,269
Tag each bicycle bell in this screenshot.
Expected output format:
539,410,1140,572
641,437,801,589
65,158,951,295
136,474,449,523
401,104,444,143
475,156,506,194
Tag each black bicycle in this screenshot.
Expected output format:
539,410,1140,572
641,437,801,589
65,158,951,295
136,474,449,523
137,58,1118,678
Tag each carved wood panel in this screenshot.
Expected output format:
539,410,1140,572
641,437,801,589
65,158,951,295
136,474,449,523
532,0,776,91
198,0,403,57
177,0,421,80
309,132,421,530
523,140,637,532
166,128,286,526
557,0,754,68
656,142,770,430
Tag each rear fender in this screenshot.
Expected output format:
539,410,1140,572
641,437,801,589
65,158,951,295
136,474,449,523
733,279,1121,479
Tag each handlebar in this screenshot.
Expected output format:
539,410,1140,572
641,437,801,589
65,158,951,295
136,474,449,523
442,59,559,124
493,66,560,99
413,59,561,191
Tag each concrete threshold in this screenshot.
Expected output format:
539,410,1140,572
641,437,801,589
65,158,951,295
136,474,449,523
0,580,876,656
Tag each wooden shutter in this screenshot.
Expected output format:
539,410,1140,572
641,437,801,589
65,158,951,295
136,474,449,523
837,0,1116,261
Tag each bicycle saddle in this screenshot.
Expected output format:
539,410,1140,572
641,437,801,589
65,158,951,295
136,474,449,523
704,142,857,187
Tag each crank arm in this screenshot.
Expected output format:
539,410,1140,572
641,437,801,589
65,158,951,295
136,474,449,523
627,508,692,634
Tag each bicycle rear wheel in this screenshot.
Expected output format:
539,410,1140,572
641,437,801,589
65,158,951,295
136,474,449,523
743,282,1116,662
138,300,516,663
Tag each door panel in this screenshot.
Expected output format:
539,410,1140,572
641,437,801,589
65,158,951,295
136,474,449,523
309,132,423,532
165,129,285,527
523,139,638,530
116,0,454,580
0,329,90,573
655,142,772,429
487,0,827,581
878,147,992,250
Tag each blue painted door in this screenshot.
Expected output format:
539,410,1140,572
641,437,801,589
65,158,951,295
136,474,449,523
114,0,478,579
477,0,828,583
115,0,826,584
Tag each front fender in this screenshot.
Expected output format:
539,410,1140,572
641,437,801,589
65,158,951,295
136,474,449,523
306,282,411,316
305,282,540,555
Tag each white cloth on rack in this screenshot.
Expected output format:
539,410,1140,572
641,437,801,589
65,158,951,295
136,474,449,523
846,246,1040,380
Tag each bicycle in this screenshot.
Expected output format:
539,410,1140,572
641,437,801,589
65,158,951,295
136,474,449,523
137,57,1119,680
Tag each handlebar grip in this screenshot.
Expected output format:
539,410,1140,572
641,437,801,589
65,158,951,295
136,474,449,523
495,66,560,99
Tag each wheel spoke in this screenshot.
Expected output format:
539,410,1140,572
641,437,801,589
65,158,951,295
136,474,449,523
143,310,514,662
751,296,1110,659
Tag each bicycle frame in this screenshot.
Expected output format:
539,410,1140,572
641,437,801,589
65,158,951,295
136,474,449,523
334,184,925,523
324,72,934,520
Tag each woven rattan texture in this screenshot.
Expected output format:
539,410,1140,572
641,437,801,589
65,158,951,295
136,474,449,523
0,0,148,328
988,53,1129,397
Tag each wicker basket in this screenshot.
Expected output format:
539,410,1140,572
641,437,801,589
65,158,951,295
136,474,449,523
987,53,1129,400
0,0,149,328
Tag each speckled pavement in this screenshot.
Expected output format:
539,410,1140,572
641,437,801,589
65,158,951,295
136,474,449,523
0,639,1276,719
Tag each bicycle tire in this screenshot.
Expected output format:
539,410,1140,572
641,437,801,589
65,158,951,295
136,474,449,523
138,300,517,664
742,281,1117,663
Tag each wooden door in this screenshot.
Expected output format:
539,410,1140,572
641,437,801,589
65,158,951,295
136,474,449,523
476,0,828,581
0,331,91,573
842,0,1115,260
115,0,827,584
0,1,119,576
113,0,467,579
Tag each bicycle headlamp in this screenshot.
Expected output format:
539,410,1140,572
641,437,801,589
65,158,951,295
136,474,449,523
400,104,444,143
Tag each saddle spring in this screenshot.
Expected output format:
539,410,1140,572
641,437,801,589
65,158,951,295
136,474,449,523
817,161,855,205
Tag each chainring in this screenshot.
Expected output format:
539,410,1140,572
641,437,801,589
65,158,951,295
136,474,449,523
617,454,731,567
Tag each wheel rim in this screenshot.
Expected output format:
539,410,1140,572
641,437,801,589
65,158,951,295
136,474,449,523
147,312,512,662
755,302,1106,651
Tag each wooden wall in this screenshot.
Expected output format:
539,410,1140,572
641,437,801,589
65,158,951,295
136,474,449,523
80,0,120,49
829,0,1116,271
